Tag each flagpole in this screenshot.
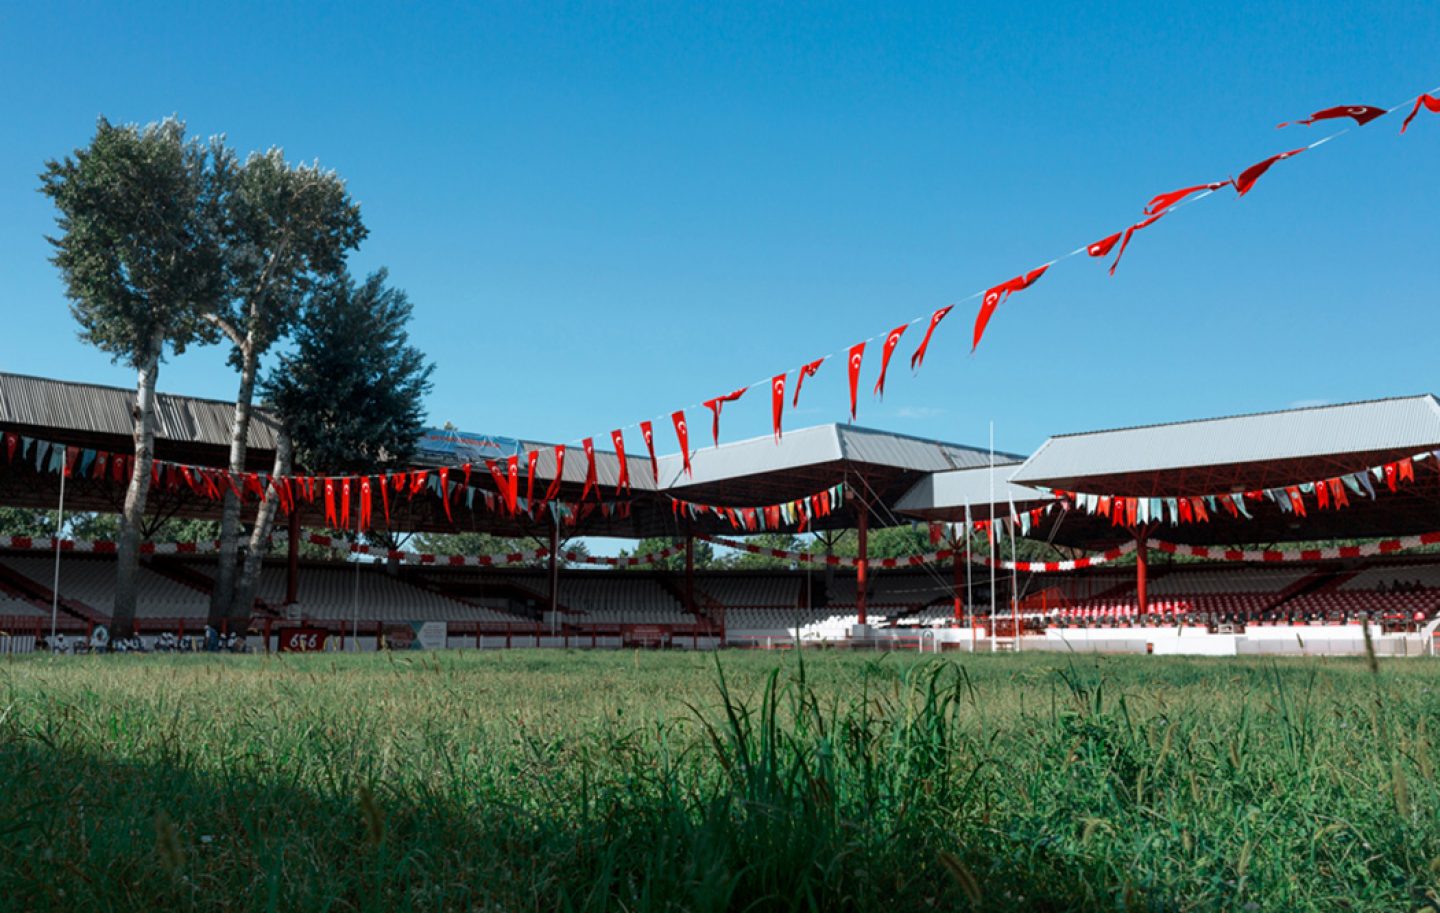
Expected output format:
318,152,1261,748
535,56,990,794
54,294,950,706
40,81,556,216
989,422,996,653
965,498,974,653
50,462,66,648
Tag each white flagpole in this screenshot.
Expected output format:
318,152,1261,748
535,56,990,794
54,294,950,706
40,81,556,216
1008,494,1020,653
50,462,67,647
965,498,974,652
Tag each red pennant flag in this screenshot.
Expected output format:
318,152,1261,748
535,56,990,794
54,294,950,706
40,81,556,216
671,411,692,476
1401,94,1440,133
702,388,746,447
380,475,391,525
324,478,338,526
873,324,907,398
1178,498,1194,523
1287,486,1307,516
1384,463,1398,492
1107,211,1166,275
1144,182,1230,216
610,430,630,496
910,306,952,371
1330,477,1349,509
847,342,865,420
1192,497,1209,522
409,470,428,498
792,357,824,408
544,445,566,501
1087,231,1123,258
771,373,786,441
1316,480,1331,509
526,450,538,507
340,477,352,529
3,432,17,463
1234,147,1305,197
580,437,598,501
506,455,520,512
393,472,406,493
1399,457,1415,483
972,265,1049,351
639,421,658,482
359,476,373,531
1278,104,1387,129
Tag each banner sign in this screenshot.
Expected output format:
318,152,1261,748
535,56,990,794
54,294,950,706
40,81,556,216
414,428,521,465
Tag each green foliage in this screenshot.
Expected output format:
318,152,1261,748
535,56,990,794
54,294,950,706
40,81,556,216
262,269,434,475
618,536,713,571
64,513,220,543
723,532,804,569
39,117,227,366
0,507,57,538
2,652,1438,911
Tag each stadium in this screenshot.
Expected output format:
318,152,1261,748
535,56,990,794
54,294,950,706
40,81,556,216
5,370,1439,658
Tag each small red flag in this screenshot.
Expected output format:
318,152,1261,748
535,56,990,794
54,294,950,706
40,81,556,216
1234,147,1305,197
1401,94,1440,133
359,476,373,531
671,411,692,476
379,475,391,525
340,477,352,529
702,388,746,447
1087,231,1122,258
1278,104,1387,128
846,342,865,420
1107,211,1165,275
526,450,538,507
324,478,337,526
910,306,952,371
610,430,630,496
873,324,907,398
792,357,824,408
1144,182,1230,216
506,455,520,513
580,437,598,502
972,265,1048,351
639,420,658,482
544,445,565,501
770,373,786,441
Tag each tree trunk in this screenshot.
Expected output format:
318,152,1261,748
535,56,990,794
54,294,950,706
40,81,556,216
210,343,258,626
113,333,164,640
229,427,292,631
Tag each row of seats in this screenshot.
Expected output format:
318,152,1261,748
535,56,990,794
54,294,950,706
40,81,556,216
3,555,211,620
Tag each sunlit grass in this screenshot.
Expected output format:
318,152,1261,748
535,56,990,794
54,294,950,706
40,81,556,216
1,650,1438,911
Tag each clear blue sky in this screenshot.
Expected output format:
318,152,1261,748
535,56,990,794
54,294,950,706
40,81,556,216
2,1,1437,461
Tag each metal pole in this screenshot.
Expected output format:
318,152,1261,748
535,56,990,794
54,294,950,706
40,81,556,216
989,423,996,652
50,460,67,646
548,511,560,634
1009,497,1020,653
351,557,360,652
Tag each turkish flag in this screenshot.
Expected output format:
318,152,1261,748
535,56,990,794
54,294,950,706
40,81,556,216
910,305,952,371
972,265,1048,351
506,455,520,513
1401,94,1440,133
702,388,746,447
380,475,391,525
873,324,908,398
324,478,339,525
1278,104,1387,128
792,357,824,408
771,373,786,440
340,477,352,529
544,445,566,501
610,430,630,495
637,420,658,482
847,342,865,420
436,468,453,523
1234,147,1305,197
671,411,692,476
1145,182,1230,216
580,437,598,502
359,476,373,531
1399,457,1415,483
1087,231,1123,258
526,450,538,507
1107,211,1165,275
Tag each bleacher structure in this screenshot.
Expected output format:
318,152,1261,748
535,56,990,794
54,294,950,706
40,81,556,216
6,370,1440,655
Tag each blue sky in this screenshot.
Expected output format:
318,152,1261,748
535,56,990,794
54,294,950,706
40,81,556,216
2,1,1437,462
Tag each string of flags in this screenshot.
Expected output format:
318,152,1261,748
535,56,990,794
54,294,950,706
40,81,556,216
693,532,1140,572
668,482,844,533
1050,450,1437,527
3,84,1438,538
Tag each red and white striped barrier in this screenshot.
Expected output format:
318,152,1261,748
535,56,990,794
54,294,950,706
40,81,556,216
695,534,1138,572
1149,532,1440,563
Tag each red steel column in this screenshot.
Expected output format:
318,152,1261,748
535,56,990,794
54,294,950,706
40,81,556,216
1135,530,1149,618
856,500,869,627
952,534,964,622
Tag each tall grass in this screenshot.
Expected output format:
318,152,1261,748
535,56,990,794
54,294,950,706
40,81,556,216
1,650,1437,911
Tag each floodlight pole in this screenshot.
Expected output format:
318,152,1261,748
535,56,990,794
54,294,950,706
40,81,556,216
50,458,67,646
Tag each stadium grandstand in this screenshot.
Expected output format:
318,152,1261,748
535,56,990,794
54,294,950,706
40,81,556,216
4,370,1440,656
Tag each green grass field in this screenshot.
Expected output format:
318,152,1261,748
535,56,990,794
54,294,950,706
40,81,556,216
2,650,1438,912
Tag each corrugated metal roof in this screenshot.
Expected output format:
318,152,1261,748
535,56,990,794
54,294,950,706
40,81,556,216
1014,395,1440,486
894,463,1055,517
0,371,281,450
654,424,1005,487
